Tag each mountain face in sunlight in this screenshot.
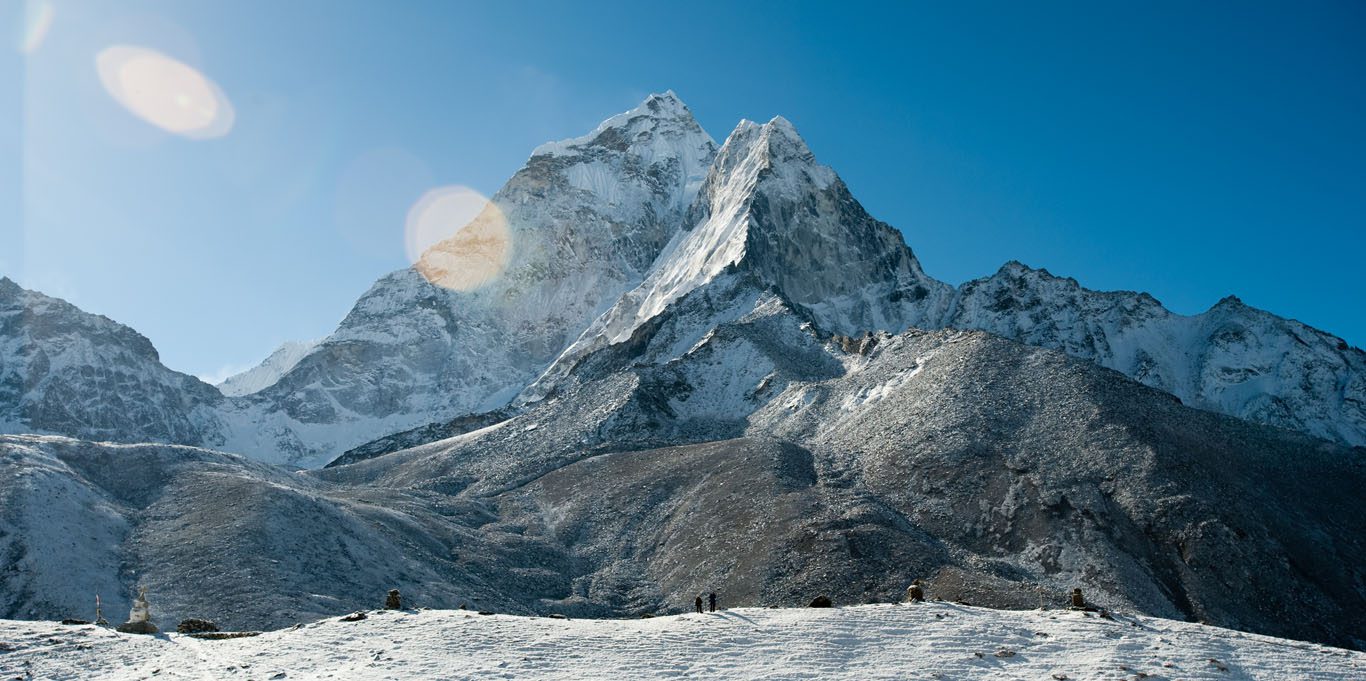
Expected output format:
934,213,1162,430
2,93,1365,651
1,91,1363,465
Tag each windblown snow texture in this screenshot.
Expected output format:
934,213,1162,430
3,604,1361,680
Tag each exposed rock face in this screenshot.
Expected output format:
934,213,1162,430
521,117,950,402
216,91,718,466
313,263,1366,648
0,93,717,467
4,317,1365,647
2,96,1363,461
0,278,226,447
944,262,1366,446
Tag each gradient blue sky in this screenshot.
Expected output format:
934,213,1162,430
4,1,1364,380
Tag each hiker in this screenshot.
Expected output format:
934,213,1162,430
709,592,717,612
694,595,703,614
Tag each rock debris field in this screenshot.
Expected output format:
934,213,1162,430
2,603,1360,680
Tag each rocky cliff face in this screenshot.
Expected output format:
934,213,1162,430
218,91,717,466
945,263,1366,445
0,278,226,447
517,114,1364,449
1,93,1362,463
6,321,1363,646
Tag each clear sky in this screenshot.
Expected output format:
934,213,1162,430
4,1,1364,381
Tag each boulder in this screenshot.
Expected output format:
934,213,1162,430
177,618,220,634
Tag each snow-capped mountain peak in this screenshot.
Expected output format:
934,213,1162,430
530,91,715,214
517,116,953,402
182,92,720,465
630,113,947,337
531,91,697,158
214,339,320,397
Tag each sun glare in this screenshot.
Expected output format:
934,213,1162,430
95,45,234,139
408,186,512,292
18,0,54,55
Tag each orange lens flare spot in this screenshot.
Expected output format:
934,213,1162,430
407,186,512,291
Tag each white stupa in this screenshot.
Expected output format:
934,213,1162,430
116,586,158,635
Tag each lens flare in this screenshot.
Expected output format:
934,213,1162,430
408,186,512,291
96,45,234,139
19,0,54,55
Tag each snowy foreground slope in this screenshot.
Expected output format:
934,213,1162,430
2,604,1361,681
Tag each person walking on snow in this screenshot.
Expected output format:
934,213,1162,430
709,592,717,612
694,595,703,614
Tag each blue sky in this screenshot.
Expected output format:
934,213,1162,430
4,0,1364,380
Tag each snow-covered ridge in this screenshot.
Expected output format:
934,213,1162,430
520,116,952,401
519,112,1364,446
0,276,228,448
214,339,319,397
3,92,1363,459
943,261,1366,446
3,604,1359,680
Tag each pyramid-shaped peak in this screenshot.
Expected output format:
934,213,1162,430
724,116,809,152
705,115,831,198
762,115,800,138
532,90,711,158
642,90,690,114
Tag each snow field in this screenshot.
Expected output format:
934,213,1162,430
2,603,1360,680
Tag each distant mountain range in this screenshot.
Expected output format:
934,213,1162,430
3,93,1360,467
1,93,1362,649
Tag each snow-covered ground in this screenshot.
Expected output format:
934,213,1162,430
2,603,1359,680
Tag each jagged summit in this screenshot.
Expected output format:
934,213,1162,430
512,115,953,404
185,91,720,465
3,94,1364,462
537,91,694,148
544,114,949,358
1213,294,1246,309
691,117,833,208
531,90,710,165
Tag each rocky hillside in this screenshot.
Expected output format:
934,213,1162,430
4,321,1363,647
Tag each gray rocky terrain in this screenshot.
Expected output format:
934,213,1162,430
3,322,1362,648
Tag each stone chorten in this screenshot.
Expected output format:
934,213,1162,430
116,586,159,635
